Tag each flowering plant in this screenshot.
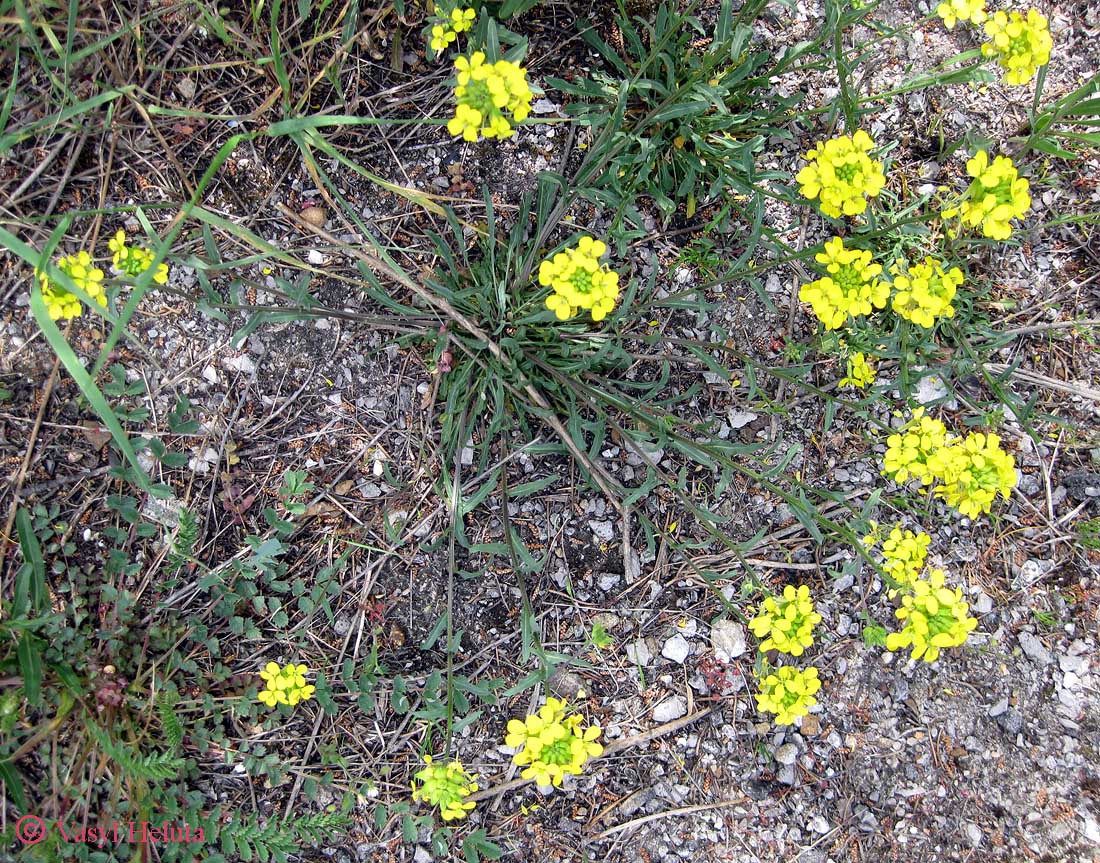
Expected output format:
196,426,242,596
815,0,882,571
429,6,476,54
942,150,1031,241
889,257,962,329
447,52,532,142
748,584,822,657
838,351,876,389
108,230,169,284
799,237,889,330
754,665,821,726
795,130,885,219
882,408,951,487
411,755,479,821
504,696,603,788
886,569,978,662
981,9,1052,86
935,0,986,29
539,236,620,322
37,251,107,321
257,661,316,708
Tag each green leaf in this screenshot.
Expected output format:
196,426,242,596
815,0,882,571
462,829,503,863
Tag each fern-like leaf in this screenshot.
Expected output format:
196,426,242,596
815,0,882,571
157,693,184,750
167,506,198,573
87,723,185,782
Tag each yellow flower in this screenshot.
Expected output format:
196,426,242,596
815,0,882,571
450,7,476,33
886,569,977,662
932,432,1017,518
37,250,107,321
411,755,479,822
882,408,950,486
981,9,1052,86
889,258,962,328
257,661,315,709
936,0,986,29
799,237,889,330
430,24,457,52
880,526,931,587
942,150,1031,240
505,697,603,788
838,351,876,389
538,235,620,322
754,665,821,726
108,230,170,285
795,130,885,218
447,52,532,142
748,584,822,657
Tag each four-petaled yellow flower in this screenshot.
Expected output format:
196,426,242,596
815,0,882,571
981,9,1052,86
799,237,889,330
748,584,822,657
411,755,479,821
936,0,986,29
796,130,886,219
882,408,950,486
942,150,1031,240
880,526,932,587
889,257,962,328
933,431,1017,518
886,569,978,662
108,230,169,285
429,6,475,53
257,661,316,708
504,696,603,788
539,235,620,322
37,250,107,321
447,52,532,142
838,351,876,389
754,665,821,726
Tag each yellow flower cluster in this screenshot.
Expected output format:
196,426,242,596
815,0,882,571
839,351,876,389
981,9,1052,86
430,7,476,53
933,431,1018,518
883,410,1017,518
886,569,978,662
748,584,822,658
108,230,169,285
942,151,1031,240
879,526,931,586
889,258,962,328
882,408,950,486
936,0,986,29
796,130,886,219
504,697,603,788
447,52,532,142
257,661,316,708
799,237,889,330
539,236,620,322
37,251,107,321
411,755,479,821
754,666,822,726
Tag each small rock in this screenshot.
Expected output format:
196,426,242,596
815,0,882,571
532,98,558,114
598,572,621,591
1018,632,1053,665
588,519,615,542
662,634,691,664
995,708,1024,735
306,249,325,265
777,764,797,786
964,822,982,847
728,409,758,429
626,638,654,666
974,592,994,615
988,698,1009,718
201,365,219,385
808,815,830,835
1059,653,1088,674
710,619,747,658
413,846,432,863
652,697,687,723
299,206,327,228
774,743,798,765
592,612,620,630
800,714,821,736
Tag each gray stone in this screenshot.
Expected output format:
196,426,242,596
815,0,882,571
988,698,1010,718
1019,632,1053,665
626,638,654,666
588,519,615,542
974,592,994,615
774,743,798,765
1059,653,1088,674
710,619,747,658
964,822,982,847
808,815,830,835
652,696,688,723
662,634,691,664
996,708,1024,735
777,764,797,786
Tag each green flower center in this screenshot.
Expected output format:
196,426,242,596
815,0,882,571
542,738,574,766
835,162,860,184
464,80,495,115
835,262,864,292
571,269,596,294
1008,32,1030,57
